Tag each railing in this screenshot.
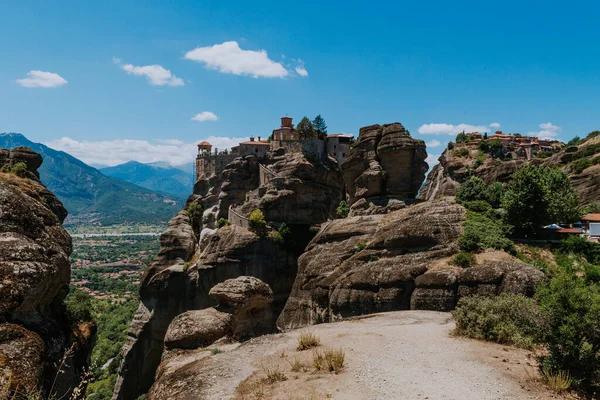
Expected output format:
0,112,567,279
259,163,278,186
228,205,250,229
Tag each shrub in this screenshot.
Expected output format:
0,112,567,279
456,177,488,204
461,200,491,213
559,235,600,265
324,348,345,373
217,218,229,228
542,368,573,393
10,162,27,174
473,154,485,169
537,274,600,391
354,242,367,254
571,158,592,174
297,332,320,351
248,209,267,231
278,222,292,241
336,200,350,219
447,141,455,150
186,202,204,233
453,148,470,158
459,211,515,254
260,364,287,384
268,230,284,244
64,290,93,323
453,294,547,350
452,251,475,268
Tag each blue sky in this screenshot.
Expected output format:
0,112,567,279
1,0,599,167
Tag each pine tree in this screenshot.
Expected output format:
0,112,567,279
296,116,315,138
312,115,327,139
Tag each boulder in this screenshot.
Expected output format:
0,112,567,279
210,276,274,339
164,308,231,350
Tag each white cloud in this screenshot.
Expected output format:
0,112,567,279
529,122,561,139
418,122,500,135
120,62,184,86
426,139,441,148
191,111,218,122
295,66,308,77
16,71,68,88
184,41,289,78
44,136,246,167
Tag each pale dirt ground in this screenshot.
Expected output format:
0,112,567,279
192,310,568,400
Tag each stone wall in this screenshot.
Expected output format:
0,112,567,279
228,206,250,229
270,139,325,157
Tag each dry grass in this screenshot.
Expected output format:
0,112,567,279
297,332,320,351
259,363,288,385
288,357,309,373
542,369,572,393
312,348,345,374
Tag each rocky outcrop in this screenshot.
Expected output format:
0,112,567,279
239,152,344,225
113,221,297,400
277,198,546,330
419,138,600,205
341,123,428,210
164,308,231,350
0,147,93,398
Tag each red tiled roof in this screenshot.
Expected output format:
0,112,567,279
239,141,269,145
198,141,212,146
556,228,582,234
582,213,600,222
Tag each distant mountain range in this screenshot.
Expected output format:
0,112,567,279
100,161,194,198
0,133,185,226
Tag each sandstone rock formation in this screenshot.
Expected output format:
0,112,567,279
164,308,231,350
341,123,428,212
239,151,344,225
113,222,297,399
277,197,546,330
0,147,93,398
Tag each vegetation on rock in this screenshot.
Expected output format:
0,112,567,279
335,200,349,219
249,209,267,231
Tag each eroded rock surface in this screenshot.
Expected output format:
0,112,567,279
341,123,428,210
0,147,93,398
278,198,546,330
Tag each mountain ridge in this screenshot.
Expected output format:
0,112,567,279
0,132,184,226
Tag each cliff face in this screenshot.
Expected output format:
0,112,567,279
0,147,94,398
113,150,342,399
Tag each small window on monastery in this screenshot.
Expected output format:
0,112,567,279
342,153,346,157
334,145,336,149
255,148,258,153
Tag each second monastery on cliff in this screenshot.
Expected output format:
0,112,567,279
195,116,353,181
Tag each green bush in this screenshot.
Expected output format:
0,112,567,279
447,141,455,150
336,200,350,219
453,294,547,350
473,153,485,169
269,230,284,244
186,202,204,233
571,158,592,174
459,211,515,254
456,177,504,208
537,274,600,391
453,148,470,158
217,218,230,228
354,242,367,254
461,200,491,213
452,251,475,267
64,289,93,323
249,209,267,231
10,161,27,174
560,235,600,265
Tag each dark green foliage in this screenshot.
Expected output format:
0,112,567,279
459,211,515,254
0,133,183,226
186,202,204,233
473,153,485,169
571,158,592,174
536,151,552,159
560,235,600,265
277,223,317,255
447,141,455,150
537,274,600,390
566,136,581,146
502,166,581,233
461,200,491,213
456,177,504,208
249,209,267,232
453,294,547,350
483,132,488,140
354,242,367,254
478,138,504,158
10,161,27,174
296,116,316,138
336,200,349,219
583,202,600,214
64,289,93,323
217,218,230,228
453,148,469,158
455,132,467,143
582,130,600,144
452,251,475,267
312,115,327,139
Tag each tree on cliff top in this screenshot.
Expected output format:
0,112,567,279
312,115,327,139
297,117,316,139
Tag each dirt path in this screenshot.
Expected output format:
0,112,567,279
159,311,564,399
